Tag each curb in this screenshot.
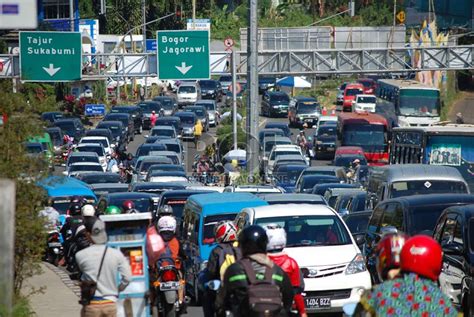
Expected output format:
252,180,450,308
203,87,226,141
43,262,81,297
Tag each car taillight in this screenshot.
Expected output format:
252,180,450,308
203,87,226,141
162,270,177,282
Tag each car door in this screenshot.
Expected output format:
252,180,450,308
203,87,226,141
439,214,466,305
364,203,385,278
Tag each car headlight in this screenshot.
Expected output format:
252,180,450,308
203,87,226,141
316,140,323,145
345,254,367,275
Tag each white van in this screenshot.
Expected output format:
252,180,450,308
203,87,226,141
177,82,199,107
235,204,372,314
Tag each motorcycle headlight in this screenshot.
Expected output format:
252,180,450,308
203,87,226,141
345,254,367,275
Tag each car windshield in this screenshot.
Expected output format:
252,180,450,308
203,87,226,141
179,115,195,125
270,150,300,160
358,81,373,88
155,98,173,108
298,103,320,113
79,174,121,184
219,76,232,82
260,131,284,144
306,170,337,177
391,181,468,198
399,89,440,117
111,108,131,114
136,146,165,157
179,86,196,93
70,164,103,172
187,108,205,117
256,215,351,247
270,94,289,103
265,141,291,152
317,126,337,138
26,144,43,153
109,197,151,213
303,176,340,190
200,81,217,89
55,122,76,135
357,96,376,103
196,103,215,111
138,102,162,113
274,168,306,185
77,146,104,156
344,214,370,234
346,88,363,96
151,128,175,137
68,156,99,165
98,124,121,136
161,198,187,219
342,124,386,151
163,143,180,154
82,139,108,148
140,161,169,173
202,214,238,244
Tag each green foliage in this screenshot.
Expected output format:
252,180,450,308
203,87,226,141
233,170,262,185
210,5,246,41
0,90,48,297
0,296,35,317
440,71,459,121
216,122,247,156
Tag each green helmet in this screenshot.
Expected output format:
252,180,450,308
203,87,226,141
105,205,121,215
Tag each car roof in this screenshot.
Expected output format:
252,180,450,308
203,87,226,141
293,96,317,101
69,151,99,157
371,164,466,182
275,154,305,161
78,172,119,178
265,136,292,143
195,100,215,104
273,145,300,150
265,122,288,127
105,113,129,118
86,128,112,134
304,166,344,172
380,194,474,208
149,170,186,176
175,111,196,117
105,192,156,199
157,116,180,121
69,162,102,166
304,174,340,180
89,183,129,190
249,204,335,218
260,193,326,203
319,116,338,121
152,125,175,130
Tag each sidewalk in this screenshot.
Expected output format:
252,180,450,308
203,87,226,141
23,263,81,317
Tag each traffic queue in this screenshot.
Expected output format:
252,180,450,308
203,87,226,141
30,76,474,317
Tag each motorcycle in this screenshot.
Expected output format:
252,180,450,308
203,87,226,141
153,259,186,317
44,229,63,266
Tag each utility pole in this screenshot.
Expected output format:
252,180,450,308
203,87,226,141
69,0,74,31
393,0,397,26
142,0,148,98
231,49,238,150
192,0,196,29
0,180,15,316
246,0,259,174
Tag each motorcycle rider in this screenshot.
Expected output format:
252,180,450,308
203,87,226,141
153,204,174,224
81,204,98,232
355,235,458,316
156,216,186,308
296,130,307,152
122,200,138,214
217,225,293,317
375,233,407,282
264,224,307,317
203,221,241,317
104,205,122,215
39,198,60,230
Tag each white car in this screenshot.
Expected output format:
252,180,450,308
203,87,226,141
66,162,104,177
223,185,284,194
79,136,113,155
266,144,307,176
75,143,107,171
352,94,376,113
235,204,372,314
177,82,199,107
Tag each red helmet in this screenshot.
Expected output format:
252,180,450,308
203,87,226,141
400,235,443,281
376,233,407,281
122,200,135,211
214,221,238,243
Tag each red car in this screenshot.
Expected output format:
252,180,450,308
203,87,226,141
357,78,377,94
335,146,365,157
342,83,364,112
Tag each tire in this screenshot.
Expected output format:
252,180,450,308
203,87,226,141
163,302,175,317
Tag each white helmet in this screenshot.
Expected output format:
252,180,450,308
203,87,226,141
81,204,95,217
264,224,287,251
157,216,177,233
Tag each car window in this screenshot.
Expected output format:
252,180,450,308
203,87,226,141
440,217,456,245
453,218,464,248
380,203,404,231
202,214,237,245
368,204,384,234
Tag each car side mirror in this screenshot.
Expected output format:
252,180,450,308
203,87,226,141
353,233,366,247
443,242,463,255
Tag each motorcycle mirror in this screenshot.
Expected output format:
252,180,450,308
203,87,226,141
207,280,221,291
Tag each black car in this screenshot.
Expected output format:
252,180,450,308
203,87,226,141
110,106,143,135
342,211,372,235
85,128,114,147
184,105,209,132
90,183,129,198
288,96,321,128
346,191,368,213
54,118,85,142
155,189,214,223
311,183,360,196
96,121,127,147
103,113,134,142
137,101,163,130
295,174,341,193
364,194,474,283
264,122,291,138
258,77,276,94
41,111,64,124
433,204,474,314
218,75,232,93
152,96,178,116
155,116,182,136
313,125,337,159
198,79,222,101
261,91,290,118
96,192,158,214
75,172,122,184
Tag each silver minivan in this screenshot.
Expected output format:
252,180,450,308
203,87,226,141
367,164,470,208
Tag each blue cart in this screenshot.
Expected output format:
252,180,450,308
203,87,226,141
100,213,152,317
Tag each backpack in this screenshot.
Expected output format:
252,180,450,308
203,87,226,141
218,243,241,280
240,259,283,317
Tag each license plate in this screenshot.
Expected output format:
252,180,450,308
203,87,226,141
48,242,62,247
305,297,331,309
159,281,180,291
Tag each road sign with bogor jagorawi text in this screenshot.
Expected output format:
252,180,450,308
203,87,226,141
157,30,210,80
20,31,82,82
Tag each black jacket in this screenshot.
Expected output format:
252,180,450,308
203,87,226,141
217,253,293,317
207,242,242,281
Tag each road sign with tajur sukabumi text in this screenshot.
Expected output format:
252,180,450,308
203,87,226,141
20,31,82,82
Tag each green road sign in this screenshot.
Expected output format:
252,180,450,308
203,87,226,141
157,30,210,80
20,31,82,82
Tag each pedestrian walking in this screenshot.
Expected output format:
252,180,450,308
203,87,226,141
194,119,203,148
76,219,131,317
150,110,157,128
139,86,145,101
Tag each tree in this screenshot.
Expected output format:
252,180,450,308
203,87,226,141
0,80,48,298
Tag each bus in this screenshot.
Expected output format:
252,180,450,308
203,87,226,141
375,79,440,127
337,112,389,165
390,125,474,191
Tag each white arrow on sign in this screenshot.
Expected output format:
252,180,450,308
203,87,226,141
175,62,192,75
42,64,61,77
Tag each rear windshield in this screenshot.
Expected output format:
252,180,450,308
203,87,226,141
82,139,108,148
357,96,376,103
68,155,99,166
270,150,300,160
138,103,162,113
346,88,363,96
179,86,196,93
77,146,105,156
161,198,187,219
270,94,289,103
109,197,152,213
265,140,291,152
79,173,121,184
196,103,215,111
69,164,103,172
151,128,175,137
202,214,238,244
391,181,468,198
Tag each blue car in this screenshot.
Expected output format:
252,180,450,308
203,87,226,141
271,164,307,193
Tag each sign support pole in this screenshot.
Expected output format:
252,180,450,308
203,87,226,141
0,180,15,316
231,49,238,151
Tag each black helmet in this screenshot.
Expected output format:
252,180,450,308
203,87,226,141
239,225,268,256
158,205,173,216
69,203,82,216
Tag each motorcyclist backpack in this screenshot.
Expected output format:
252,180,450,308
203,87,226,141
218,243,241,280
240,259,283,317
